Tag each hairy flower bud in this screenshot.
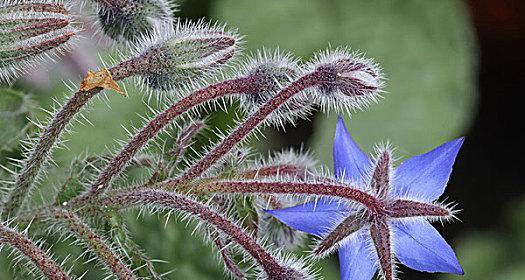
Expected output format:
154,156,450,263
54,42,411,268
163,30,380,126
114,21,238,91
257,253,317,280
210,146,253,178
241,149,317,181
256,196,305,250
95,0,176,43
238,50,313,125
0,0,78,81
309,48,384,113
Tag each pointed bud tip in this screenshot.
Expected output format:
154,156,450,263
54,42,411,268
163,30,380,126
309,48,385,113
127,21,240,92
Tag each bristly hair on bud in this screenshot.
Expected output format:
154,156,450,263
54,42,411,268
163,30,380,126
237,49,313,126
115,20,240,93
94,0,177,43
0,0,79,82
240,149,317,181
204,146,254,178
256,196,306,250
255,250,318,280
307,47,385,114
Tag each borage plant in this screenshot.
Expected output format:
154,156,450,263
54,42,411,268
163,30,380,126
0,0,464,279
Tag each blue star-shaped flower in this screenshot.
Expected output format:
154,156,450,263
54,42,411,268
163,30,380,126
266,117,464,280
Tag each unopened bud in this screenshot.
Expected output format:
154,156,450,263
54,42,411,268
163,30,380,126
309,48,384,112
256,196,305,250
238,50,313,125
211,146,253,178
115,21,238,91
95,0,176,43
258,254,316,280
242,149,316,180
0,0,78,81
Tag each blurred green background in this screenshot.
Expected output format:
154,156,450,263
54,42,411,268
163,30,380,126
2,0,524,279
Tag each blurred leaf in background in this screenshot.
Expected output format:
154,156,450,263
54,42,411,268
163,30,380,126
0,88,33,161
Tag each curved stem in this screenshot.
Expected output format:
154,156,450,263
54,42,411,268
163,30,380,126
46,208,137,280
210,230,246,280
0,223,70,280
240,164,310,180
169,71,324,186
1,63,132,218
100,189,292,278
73,77,249,204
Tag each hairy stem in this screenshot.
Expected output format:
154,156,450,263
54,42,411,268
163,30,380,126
46,208,137,280
170,120,206,161
169,71,324,185
0,224,70,280
240,164,309,180
210,230,246,280
81,77,250,200
100,189,293,278
2,62,133,218
209,197,246,279
169,180,381,212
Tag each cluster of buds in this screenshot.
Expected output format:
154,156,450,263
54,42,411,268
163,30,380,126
0,0,78,81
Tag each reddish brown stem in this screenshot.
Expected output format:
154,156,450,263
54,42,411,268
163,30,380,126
170,71,325,185
47,208,137,280
241,164,308,180
210,231,246,280
80,77,249,200
100,189,292,278
171,120,206,160
170,180,382,212
0,224,70,280
2,63,130,218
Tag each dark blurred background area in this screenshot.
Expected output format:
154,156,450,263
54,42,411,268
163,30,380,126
442,1,525,279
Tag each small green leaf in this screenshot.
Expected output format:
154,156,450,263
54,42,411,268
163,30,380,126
0,87,32,153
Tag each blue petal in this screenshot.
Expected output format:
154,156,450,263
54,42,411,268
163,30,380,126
393,137,464,201
265,199,351,236
333,117,372,184
392,220,464,275
338,233,377,280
